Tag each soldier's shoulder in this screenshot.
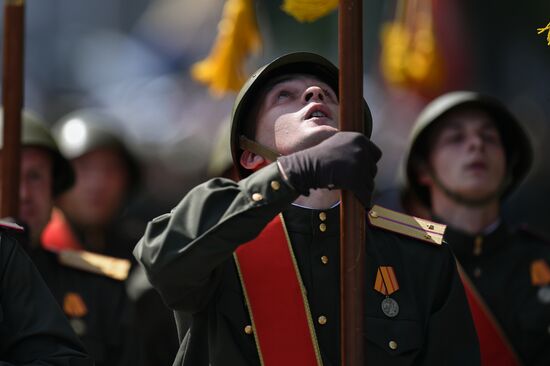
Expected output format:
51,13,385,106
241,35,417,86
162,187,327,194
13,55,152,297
513,223,550,247
368,205,445,247
52,249,132,281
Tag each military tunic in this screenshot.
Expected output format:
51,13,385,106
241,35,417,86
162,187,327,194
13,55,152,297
135,164,480,365
444,222,550,365
0,229,92,365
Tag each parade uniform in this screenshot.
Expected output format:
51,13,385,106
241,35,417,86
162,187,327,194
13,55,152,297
0,224,91,365
444,222,550,365
135,163,480,366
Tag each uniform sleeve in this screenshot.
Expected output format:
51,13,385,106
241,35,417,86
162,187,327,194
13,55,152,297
134,163,298,312
418,248,481,365
0,233,92,365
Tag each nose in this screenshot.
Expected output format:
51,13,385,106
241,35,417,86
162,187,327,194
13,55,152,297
302,86,325,103
467,133,484,152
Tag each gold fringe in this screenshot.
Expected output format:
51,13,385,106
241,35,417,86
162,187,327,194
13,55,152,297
537,22,550,46
191,0,261,96
281,0,338,23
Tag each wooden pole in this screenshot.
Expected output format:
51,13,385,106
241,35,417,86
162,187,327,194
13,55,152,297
1,0,25,218
338,0,365,365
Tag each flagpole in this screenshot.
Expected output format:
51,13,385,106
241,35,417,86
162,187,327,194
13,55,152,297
1,0,25,218
339,0,365,364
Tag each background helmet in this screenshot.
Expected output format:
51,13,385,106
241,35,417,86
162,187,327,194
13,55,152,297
230,52,373,178
403,91,533,207
52,109,140,190
0,109,74,196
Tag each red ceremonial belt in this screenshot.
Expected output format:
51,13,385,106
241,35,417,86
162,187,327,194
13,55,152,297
234,214,323,366
457,264,522,366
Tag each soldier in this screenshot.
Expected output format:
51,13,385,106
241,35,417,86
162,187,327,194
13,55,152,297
0,222,92,365
42,109,140,260
403,91,550,365
134,52,480,365
0,110,136,366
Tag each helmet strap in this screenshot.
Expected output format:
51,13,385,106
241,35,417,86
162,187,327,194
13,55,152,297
239,135,281,162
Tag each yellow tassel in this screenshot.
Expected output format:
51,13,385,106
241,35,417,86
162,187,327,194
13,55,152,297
537,22,550,46
281,0,338,23
191,0,261,96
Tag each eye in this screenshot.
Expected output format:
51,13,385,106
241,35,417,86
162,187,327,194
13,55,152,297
481,129,501,144
276,90,292,101
322,88,337,102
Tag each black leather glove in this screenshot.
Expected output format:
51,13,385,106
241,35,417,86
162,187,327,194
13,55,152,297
277,132,382,208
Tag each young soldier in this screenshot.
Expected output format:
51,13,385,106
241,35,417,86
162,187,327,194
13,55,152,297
403,91,550,365
0,111,136,366
135,52,480,365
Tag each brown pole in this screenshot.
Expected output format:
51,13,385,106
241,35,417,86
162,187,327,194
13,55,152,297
1,0,25,218
338,0,365,365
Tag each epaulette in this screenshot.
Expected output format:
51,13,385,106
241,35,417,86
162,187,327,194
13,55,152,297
57,249,131,281
0,219,24,232
516,224,550,245
368,205,445,245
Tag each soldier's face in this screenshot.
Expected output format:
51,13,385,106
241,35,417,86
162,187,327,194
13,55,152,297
422,109,507,202
58,148,129,227
254,75,339,156
19,147,54,245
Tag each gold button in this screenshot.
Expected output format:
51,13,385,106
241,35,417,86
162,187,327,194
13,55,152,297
428,224,434,230
244,325,253,334
474,267,482,278
425,233,432,240
319,223,327,232
321,256,329,265
369,210,378,218
252,193,263,202
389,340,398,350
473,236,483,256
270,181,280,191
319,212,327,221
318,316,327,325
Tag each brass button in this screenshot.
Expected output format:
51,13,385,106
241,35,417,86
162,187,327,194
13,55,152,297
473,267,482,278
428,224,435,230
270,180,280,191
244,325,253,334
389,340,398,350
252,193,263,202
321,256,329,265
319,223,327,232
318,315,327,325
319,212,327,221
473,236,483,256
425,233,432,240
369,210,378,218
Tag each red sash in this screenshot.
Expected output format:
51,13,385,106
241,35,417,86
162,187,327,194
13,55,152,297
458,265,522,366
234,215,323,366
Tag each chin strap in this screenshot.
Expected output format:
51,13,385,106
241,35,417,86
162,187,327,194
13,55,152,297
428,167,511,207
239,135,281,162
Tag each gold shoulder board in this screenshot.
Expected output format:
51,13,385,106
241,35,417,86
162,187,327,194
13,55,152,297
58,250,131,281
368,205,446,246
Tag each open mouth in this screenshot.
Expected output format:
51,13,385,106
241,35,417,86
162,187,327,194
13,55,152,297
305,104,332,120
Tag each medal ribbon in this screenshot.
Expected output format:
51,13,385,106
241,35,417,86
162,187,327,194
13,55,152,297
374,266,400,296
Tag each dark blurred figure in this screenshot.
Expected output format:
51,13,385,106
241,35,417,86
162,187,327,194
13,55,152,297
0,110,136,366
46,109,179,363
403,91,550,365
0,221,92,365
43,109,140,259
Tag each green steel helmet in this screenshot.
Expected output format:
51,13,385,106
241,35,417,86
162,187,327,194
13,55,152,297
52,109,141,189
230,52,373,178
0,109,75,196
403,91,533,207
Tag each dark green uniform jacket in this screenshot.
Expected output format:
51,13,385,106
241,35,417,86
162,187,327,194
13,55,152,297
135,164,480,366
0,229,92,365
22,245,136,366
445,222,550,365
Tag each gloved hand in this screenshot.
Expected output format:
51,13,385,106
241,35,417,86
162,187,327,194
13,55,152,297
277,132,382,208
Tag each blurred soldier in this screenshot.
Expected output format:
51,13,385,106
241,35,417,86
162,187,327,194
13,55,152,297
0,221,92,365
135,52,480,365
404,91,550,365
42,109,140,260
0,110,136,366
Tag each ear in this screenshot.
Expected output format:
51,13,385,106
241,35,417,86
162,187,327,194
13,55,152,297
417,161,433,187
240,150,266,171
